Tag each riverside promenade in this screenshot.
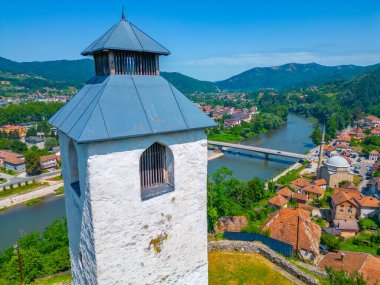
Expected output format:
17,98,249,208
0,182,63,209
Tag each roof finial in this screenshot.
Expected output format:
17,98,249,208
122,6,126,21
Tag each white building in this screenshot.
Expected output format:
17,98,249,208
48,11,215,285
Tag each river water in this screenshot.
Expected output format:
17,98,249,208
0,114,315,249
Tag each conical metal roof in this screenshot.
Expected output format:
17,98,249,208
81,19,170,56
48,75,216,143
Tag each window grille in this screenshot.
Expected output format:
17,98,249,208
140,143,167,189
140,143,174,200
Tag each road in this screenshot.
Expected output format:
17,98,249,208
0,170,61,188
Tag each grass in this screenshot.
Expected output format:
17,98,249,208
339,232,379,255
46,175,63,181
208,251,294,285
32,272,72,285
25,197,43,206
0,168,15,175
0,182,48,199
54,186,64,195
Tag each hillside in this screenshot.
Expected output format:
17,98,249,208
0,57,217,94
217,62,380,91
161,72,218,93
0,57,94,83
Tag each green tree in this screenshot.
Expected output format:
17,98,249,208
44,137,59,151
25,147,41,175
310,124,322,145
26,126,37,137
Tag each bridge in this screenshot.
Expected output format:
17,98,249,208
207,141,307,160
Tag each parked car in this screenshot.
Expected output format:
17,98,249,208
319,244,329,255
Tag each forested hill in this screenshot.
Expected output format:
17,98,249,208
0,57,94,83
0,57,217,94
217,62,380,91
160,72,218,93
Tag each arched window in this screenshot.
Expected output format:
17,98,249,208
68,140,81,197
140,142,174,200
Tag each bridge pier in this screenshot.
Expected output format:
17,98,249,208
265,153,269,160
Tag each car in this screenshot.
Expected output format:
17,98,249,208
319,244,329,255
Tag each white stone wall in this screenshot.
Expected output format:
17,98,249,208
61,129,209,285
359,207,378,218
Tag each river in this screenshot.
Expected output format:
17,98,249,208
0,114,315,249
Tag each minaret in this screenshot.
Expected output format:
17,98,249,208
49,10,215,285
317,122,325,173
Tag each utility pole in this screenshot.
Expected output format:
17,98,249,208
295,213,300,255
14,244,24,285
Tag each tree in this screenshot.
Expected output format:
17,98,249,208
44,137,59,151
25,147,41,175
310,124,322,145
26,126,37,137
325,268,366,285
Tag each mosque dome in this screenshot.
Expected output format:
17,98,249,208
325,156,350,168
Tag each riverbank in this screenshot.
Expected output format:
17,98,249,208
208,150,224,161
0,182,63,210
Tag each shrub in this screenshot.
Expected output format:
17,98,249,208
10,184,13,189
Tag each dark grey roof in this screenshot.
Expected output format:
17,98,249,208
81,19,170,56
48,75,216,143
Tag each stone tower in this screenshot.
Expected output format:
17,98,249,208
48,11,215,285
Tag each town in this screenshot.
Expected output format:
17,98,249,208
1,2,380,285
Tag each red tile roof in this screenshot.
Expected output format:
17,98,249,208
292,192,308,202
277,187,293,199
302,185,325,195
268,195,289,207
313,179,326,186
331,190,359,208
40,154,57,163
354,196,380,208
263,208,321,254
318,251,380,285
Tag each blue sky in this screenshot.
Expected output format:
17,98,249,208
1,0,380,81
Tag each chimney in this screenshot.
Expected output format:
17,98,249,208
340,252,345,261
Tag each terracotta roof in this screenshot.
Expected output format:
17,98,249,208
365,115,380,122
324,145,335,152
354,196,380,208
337,134,351,142
318,251,380,285
277,187,293,198
0,150,24,160
293,192,308,202
340,182,358,191
313,179,326,186
370,129,380,135
4,156,24,165
263,208,321,254
370,150,379,154
297,204,316,212
331,190,359,208
302,185,325,195
268,195,289,207
40,154,57,163
335,143,349,149
290,178,310,189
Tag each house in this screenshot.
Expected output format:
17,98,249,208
318,251,380,285
330,190,360,221
0,124,27,138
292,192,308,204
302,185,325,201
40,154,58,170
354,196,380,218
323,145,335,157
313,179,326,188
336,134,351,146
276,187,293,199
25,136,45,149
0,150,24,166
318,156,354,188
290,178,310,192
4,156,26,172
370,129,380,137
364,115,380,126
333,219,359,237
267,194,289,208
369,150,379,161
262,208,321,263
